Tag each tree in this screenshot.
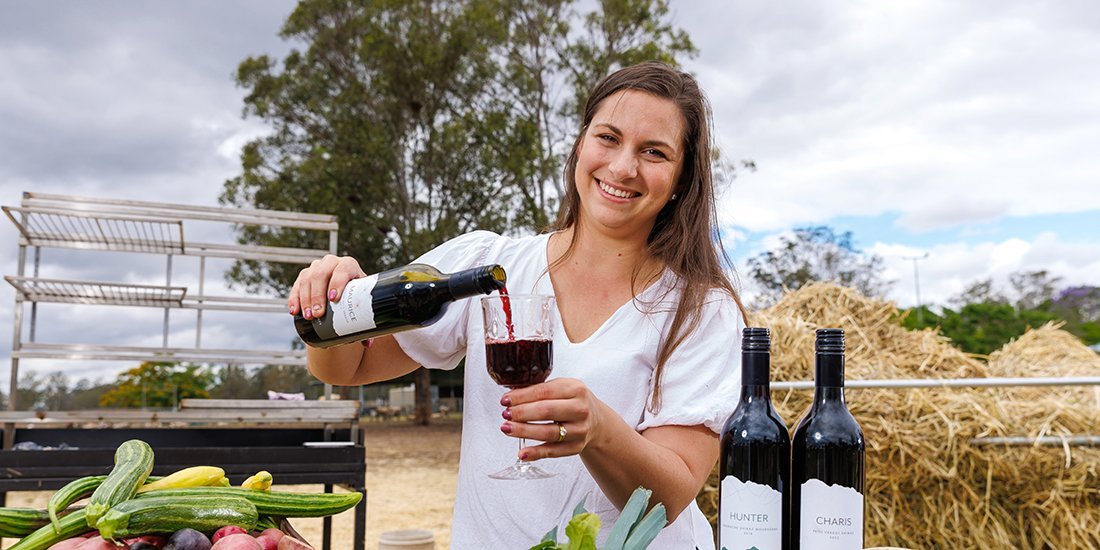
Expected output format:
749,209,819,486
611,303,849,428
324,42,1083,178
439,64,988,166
1051,285,1100,345
213,365,256,399
948,278,1007,309
900,303,1060,355
746,226,893,307
222,0,696,424
251,365,323,399
42,371,71,411
1008,270,1062,311
99,362,215,409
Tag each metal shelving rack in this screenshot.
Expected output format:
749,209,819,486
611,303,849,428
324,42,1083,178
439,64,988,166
2,191,338,419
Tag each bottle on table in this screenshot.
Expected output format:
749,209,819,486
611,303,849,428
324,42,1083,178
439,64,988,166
294,263,506,348
790,328,865,550
719,327,790,550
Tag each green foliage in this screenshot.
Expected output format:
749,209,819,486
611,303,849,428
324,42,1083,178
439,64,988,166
99,362,215,408
212,364,323,399
915,276,1100,354
747,226,892,307
530,487,667,550
901,303,1061,355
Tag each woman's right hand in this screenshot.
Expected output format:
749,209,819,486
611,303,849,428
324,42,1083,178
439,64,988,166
288,254,366,319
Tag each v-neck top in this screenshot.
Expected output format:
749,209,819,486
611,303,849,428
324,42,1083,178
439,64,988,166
394,230,744,549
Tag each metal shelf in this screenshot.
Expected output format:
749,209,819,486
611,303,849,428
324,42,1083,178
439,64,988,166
5,276,187,307
3,206,184,254
3,191,339,425
5,276,290,313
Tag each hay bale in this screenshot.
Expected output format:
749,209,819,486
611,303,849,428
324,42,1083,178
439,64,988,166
698,283,1100,549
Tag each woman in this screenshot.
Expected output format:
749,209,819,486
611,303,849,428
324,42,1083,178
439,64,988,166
290,61,746,548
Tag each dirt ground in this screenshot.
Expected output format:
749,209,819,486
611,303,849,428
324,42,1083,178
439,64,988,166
1,417,462,550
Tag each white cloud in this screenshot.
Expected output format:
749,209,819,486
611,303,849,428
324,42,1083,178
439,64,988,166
681,0,1100,233
873,232,1100,308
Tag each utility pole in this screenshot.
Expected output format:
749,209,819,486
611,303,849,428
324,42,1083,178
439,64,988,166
902,253,930,324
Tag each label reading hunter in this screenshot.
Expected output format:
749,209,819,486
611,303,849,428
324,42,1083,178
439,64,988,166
331,274,379,336
799,478,863,550
720,475,782,550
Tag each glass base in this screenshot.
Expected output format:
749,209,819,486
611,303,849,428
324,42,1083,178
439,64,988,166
488,461,556,480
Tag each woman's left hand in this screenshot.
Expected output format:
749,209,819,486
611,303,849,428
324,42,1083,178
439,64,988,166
500,377,606,460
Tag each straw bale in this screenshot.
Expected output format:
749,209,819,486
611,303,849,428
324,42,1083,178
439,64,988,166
698,283,1100,549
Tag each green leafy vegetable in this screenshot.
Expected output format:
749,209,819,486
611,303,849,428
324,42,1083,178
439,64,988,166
527,487,667,550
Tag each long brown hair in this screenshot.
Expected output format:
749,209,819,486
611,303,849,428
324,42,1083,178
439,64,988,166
552,61,748,412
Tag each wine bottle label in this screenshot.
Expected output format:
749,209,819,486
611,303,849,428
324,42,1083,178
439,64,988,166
719,475,782,549
331,274,379,336
799,478,863,549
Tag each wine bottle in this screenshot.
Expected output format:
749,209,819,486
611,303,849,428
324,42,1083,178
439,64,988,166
294,263,506,348
790,328,865,550
719,327,790,550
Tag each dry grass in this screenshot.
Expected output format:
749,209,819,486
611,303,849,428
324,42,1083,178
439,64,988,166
697,282,1100,549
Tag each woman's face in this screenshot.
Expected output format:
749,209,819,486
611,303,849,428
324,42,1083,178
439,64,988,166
574,89,685,240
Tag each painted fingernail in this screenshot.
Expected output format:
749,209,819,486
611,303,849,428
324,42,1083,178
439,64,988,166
304,307,313,319
313,304,323,315
500,422,512,434
289,305,296,314
500,396,511,407
502,408,512,420
519,452,529,460
328,289,337,301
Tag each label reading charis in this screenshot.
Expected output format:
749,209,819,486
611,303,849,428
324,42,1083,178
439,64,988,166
331,274,379,336
720,475,782,550
799,478,863,550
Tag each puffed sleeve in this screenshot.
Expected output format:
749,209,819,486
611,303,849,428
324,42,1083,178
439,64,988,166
392,230,499,371
637,291,745,434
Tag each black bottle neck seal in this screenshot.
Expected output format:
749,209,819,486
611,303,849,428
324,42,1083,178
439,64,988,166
741,327,771,387
447,264,507,299
814,328,845,387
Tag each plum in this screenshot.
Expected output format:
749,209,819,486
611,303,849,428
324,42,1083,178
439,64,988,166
165,528,213,550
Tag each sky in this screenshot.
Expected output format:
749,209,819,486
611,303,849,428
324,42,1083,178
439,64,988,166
1,0,1097,394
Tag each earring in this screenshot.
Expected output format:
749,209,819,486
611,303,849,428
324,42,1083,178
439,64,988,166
670,193,678,200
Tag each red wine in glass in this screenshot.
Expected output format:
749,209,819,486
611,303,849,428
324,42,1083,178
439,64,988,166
486,338,553,388
481,290,556,479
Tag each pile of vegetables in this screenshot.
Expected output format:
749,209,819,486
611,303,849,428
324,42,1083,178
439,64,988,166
528,487,667,550
0,439,361,550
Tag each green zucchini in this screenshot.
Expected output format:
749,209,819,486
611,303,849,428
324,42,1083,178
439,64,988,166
46,474,163,532
95,495,257,541
0,507,49,537
137,486,362,517
47,474,105,532
84,439,154,527
8,509,93,550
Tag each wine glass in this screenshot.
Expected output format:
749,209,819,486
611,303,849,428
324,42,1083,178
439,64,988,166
481,293,555,480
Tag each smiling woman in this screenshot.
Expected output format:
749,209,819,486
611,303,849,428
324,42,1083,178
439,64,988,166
291,61,748,549
573,89,684,239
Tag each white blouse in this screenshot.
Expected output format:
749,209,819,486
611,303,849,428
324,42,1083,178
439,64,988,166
394,231,744,549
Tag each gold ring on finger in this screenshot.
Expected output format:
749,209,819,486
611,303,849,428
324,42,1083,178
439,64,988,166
556,422,567,443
